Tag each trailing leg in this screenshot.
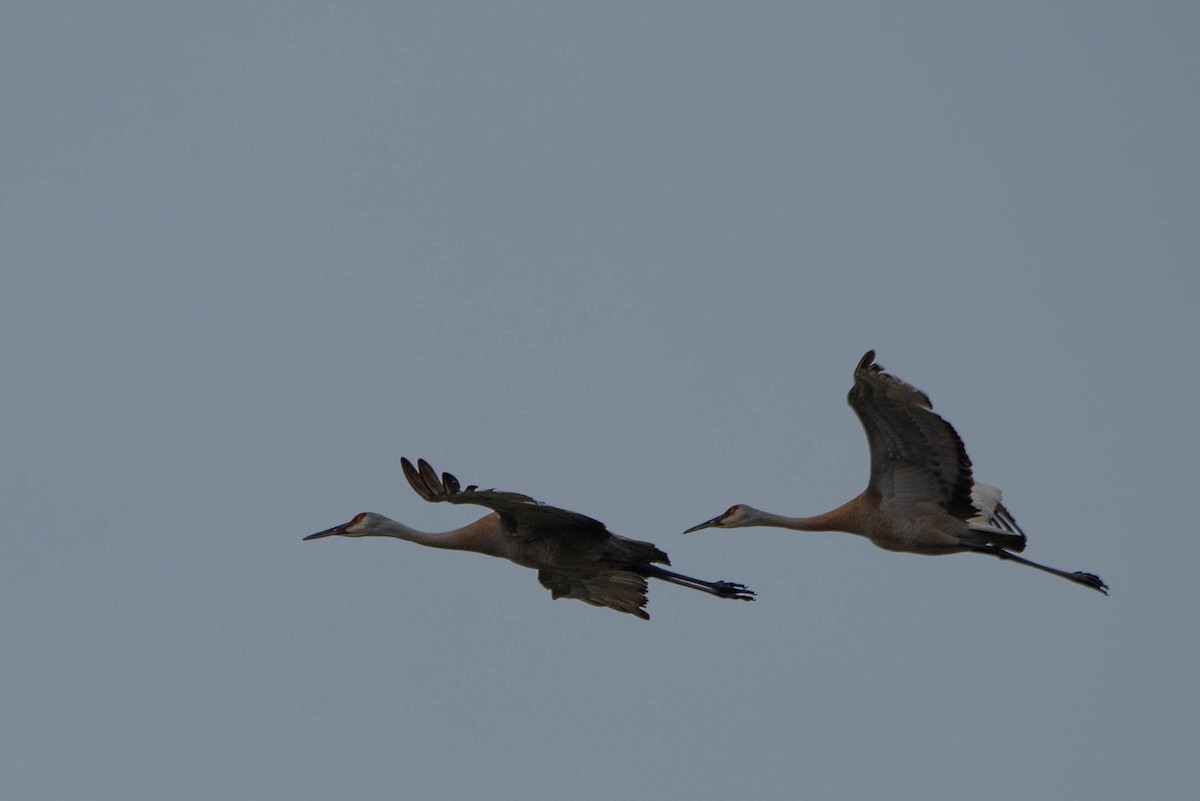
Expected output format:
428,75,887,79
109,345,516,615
969,545,1108,595
644,565,756,601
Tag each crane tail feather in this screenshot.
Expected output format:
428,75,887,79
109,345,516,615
963,524,1027,552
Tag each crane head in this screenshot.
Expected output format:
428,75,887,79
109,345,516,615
682,504,752,534
304,512,377,540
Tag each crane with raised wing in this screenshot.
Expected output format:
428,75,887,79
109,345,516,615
684,351,1107,594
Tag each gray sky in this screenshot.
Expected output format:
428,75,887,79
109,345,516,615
3,3,1197,799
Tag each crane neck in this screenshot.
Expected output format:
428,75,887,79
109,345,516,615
367,514,510,557
749,511,842,532
744,494,869,535
368,518,477,550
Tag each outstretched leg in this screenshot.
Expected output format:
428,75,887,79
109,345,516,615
644,566,756,601
969,545,1108,595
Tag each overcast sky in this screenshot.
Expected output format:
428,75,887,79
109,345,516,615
3,3,1198,799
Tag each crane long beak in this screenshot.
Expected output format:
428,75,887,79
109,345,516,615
682,515,723,534
304,522,348,541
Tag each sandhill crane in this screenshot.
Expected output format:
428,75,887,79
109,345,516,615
684,351,1108,595
305,457,755,619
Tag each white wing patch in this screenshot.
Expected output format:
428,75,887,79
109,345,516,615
970,482,1003,521
967,481,1022,533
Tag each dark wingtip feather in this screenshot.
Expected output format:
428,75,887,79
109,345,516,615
857,350,877,373
417,458,443,496
401,457,433,501
443,472,461,494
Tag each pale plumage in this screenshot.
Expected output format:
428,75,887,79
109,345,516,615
684,351,1107,594
305,458,755,619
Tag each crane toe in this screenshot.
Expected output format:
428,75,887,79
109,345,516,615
712,581,756,601
1073,572,1109,595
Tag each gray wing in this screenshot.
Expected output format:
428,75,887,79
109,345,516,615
401,457,611,537
537,567,652,620
846,351,978,521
